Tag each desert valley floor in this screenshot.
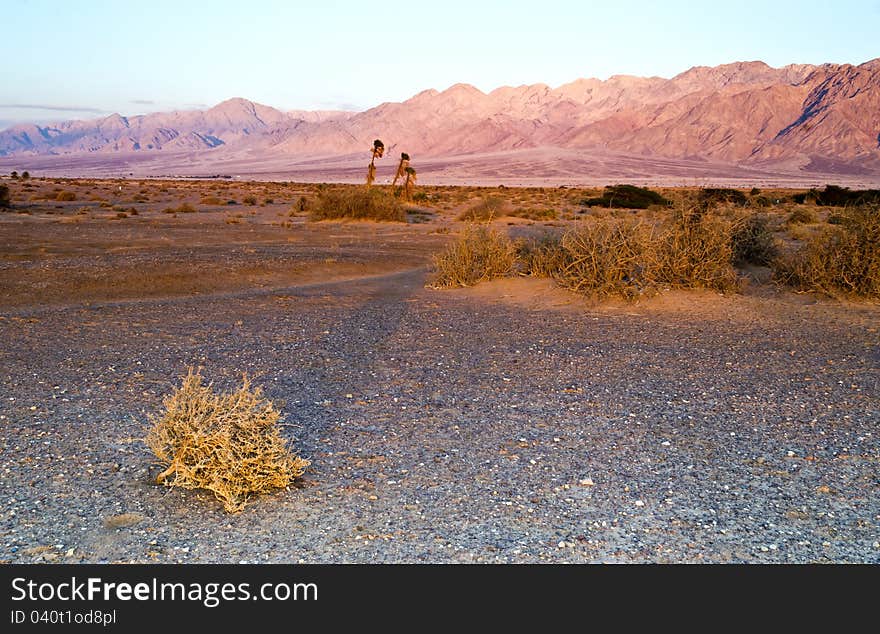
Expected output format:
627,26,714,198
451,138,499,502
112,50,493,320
0,178,877,563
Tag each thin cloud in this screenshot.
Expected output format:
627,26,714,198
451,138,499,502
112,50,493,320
130,99,155,105
316,100,363,112
0,103,107,113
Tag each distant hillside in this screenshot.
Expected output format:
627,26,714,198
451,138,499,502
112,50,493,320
2,58,878,177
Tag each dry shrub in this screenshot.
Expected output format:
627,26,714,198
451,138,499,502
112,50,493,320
458,195,507,221
555,219,655,298
200,196,223,205
731,213,778,266
311,188,405,222
516,233,571,278
523,210,740,298
146,369,309,513
55,190,76,201
428,224,515,288
788,207,819,225
653,210,740,291
774,205,880,298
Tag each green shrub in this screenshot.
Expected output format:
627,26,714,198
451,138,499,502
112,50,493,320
581,184,669,209
731,214,778,266
311,188,405,222
428,224,516,288
810,185,880,207
774,205,880,298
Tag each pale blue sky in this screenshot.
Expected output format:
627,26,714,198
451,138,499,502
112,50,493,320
2,0,878,128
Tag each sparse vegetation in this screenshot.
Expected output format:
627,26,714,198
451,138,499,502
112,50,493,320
429,224,516,288
447,207,740,299
146,368,310,513
311,188,406,222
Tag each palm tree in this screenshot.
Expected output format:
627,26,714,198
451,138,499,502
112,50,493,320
391,152,410,189
403,166,417,202
366,139,385,187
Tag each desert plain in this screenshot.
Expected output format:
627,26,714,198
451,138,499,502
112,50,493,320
0,176,877,563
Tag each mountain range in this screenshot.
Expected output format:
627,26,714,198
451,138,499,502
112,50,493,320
2,58,878,182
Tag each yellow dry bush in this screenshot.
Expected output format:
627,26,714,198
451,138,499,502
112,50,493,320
146,369,310,513
653,210,740,292
774,205,880,298
556,219,655,299
428,224,516,288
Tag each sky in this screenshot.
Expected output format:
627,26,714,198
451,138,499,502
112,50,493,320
1,0,878,129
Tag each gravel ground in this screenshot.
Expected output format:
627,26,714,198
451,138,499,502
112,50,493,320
1,260,878,563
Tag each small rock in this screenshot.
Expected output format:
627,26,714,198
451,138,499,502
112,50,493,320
103,513,146,529
634,500,645,507
579,478,594,487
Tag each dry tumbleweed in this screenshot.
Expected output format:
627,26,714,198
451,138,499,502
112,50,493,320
146,369,310,513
